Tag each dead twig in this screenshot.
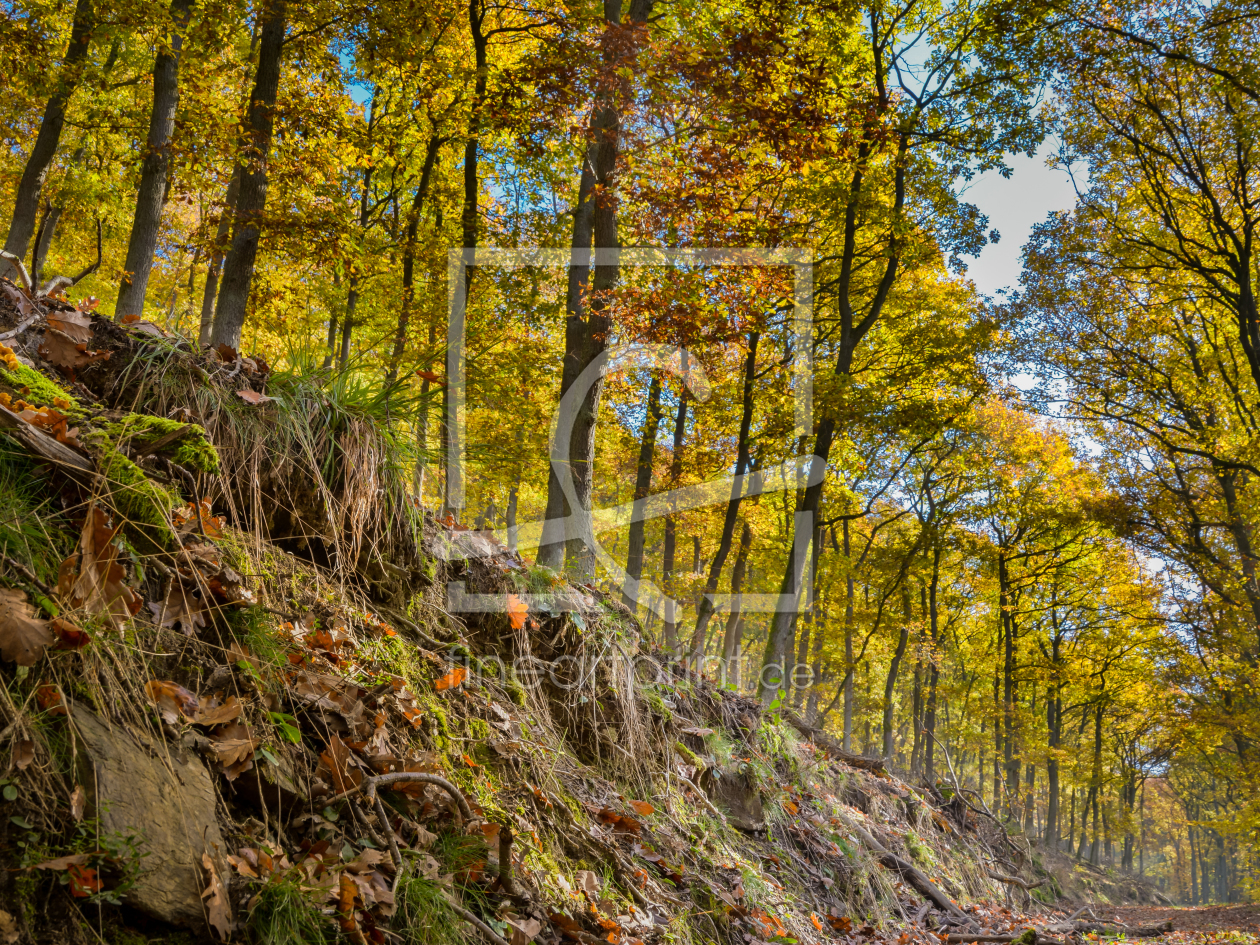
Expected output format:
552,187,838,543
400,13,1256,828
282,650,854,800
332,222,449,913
0,252,33,293
0,552,53,598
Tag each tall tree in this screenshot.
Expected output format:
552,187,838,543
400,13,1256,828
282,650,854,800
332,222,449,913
115,0,195,319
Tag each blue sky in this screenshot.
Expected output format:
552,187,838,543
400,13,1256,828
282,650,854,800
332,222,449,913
960,144,1081,297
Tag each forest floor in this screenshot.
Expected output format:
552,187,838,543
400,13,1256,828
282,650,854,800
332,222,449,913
1106,905,1260,934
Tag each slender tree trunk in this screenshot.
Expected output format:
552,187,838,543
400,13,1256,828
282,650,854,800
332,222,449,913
537,0,655,575
622,374,663,612
924,545,941,778
688,332,758,657
661,388,688,652
883,584,912,764
116,0,193,318
199,167,241,345
1,0,96,277
386,134,442,385
843,521,855,751
210,0,286,348
721,520,752,688
792,525,821,709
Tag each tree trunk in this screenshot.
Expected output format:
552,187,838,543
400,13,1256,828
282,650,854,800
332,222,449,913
660,388,688,652
622,373,663,612
198,167,241,345
386,134,442,385
1,0,96,277
688,332,758,657
843,520,855,751
210,0,287,349
924,544,941,778
721,519,752,687
883,584,912,764
792,525,821,709
116,0,193,318
537,0,655,576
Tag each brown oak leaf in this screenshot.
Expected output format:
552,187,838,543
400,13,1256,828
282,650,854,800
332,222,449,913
56,506,141,629
148,581,207,636
0,588,53,665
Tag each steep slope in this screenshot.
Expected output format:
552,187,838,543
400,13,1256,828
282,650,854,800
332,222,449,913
0,278,1075,945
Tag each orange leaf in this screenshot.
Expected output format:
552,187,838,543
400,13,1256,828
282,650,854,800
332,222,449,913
68,864,101,897
506,594,528,630
783,800,798,815
629,800,655,816
812,914,824,932
434,666,467,691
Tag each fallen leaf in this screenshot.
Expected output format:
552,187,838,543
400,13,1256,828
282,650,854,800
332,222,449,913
629,800,655,816
70,784,85,821
434,666,467,691
145,679,199,724
39,328,110,380
575,869,601,897
68,863,101,897
812,913,824,931
319,733,362,795
679,727,714,736
507,593,528,630
214,343,238,362
46,310,92,345
119,313,163,336
14,739,34,770
0,587,53,665
195,696,242,727
506,917,543,945
338,872,361,933
236,389,272,405
201,852,233,939
32,853,89,871
148,581,207,636
50,617,90,649
211,737,259,768
56,506,141,629
35,683,66,716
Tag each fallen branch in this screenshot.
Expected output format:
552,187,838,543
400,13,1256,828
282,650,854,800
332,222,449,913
0,252,33,293
0,403,94,474
946,933,1067,945
362,771,475,822
0,552,53,598
450,901,512,945
987,870,1044,891
844,819,968,921
782,710,886,772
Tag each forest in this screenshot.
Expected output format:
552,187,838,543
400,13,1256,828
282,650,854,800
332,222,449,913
0,0,1257,940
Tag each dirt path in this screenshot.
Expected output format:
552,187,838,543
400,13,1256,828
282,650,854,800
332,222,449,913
1102,905,1260,934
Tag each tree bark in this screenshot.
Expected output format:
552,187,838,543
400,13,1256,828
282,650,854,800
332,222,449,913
115,0,193,319
536,0,654,576
1,0,96,277
688,332,758,659
198,167,240,345
660,388,688,652
386,135,442,385
721,519,752,687
924,544,941,778
882,583,912,764
843,521,855,750
210,0,287,349
622,373,663,612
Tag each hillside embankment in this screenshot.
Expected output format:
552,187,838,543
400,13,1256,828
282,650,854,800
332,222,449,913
0,278,1237,944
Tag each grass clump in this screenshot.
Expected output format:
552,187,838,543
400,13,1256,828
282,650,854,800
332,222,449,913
393,871,467,945
0,441,72,584
247,878,333,945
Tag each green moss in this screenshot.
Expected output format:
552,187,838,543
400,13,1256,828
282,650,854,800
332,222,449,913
81,429,179,546
101,414,219,474
0,362,84,418
469,718,491,739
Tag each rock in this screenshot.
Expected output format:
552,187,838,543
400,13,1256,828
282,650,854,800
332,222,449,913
701,767,763,831
73,707,228,929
